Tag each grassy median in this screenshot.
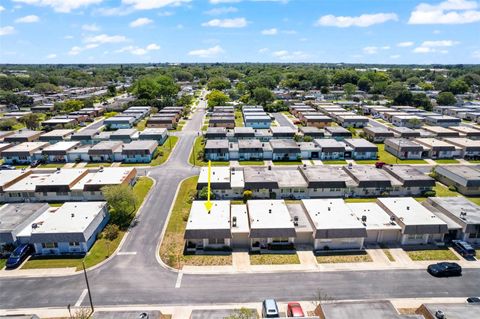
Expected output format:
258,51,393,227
250,253,300,265
21,177,153,271
0,259,6,269
316,251,372,263
159,176,232,269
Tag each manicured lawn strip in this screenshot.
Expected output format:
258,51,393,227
21,177,153,270
235,109,244,127
273,161,303,166
354,160,378,164
467,197,480,206
201,124,208,131
135,119,147,131
239,161,265,166
0,259,6,269
468,160,480,163
434,159,460,164
316,251,372,263
344,198,377,203
378,244,395,261
85,162,112,168
405,247,459,261
14,164,30,169
48,202,64,207
377,144,427,164
322,160,348,165
434,182,460,197
160,176,232,268
38,163,66,168
250,253,300,265
150,136,179,166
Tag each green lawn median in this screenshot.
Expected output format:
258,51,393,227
250,253,300,265
239,161,265,166
434,159,460,164
316,251,372,263
273,161,303,166
21,177,154,271
322,160,348,165
159,176,232,269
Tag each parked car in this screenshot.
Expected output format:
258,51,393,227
427,262,462,277
287,302,305,317
467,297,480,304
0,164,16,170
375,161,386,169
262,299,280,318
5,244,33,269
452,240,476,258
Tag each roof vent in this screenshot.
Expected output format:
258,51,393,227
71,213,75,218
361,215,367,223
268,165,272,170
435,310,445,319
293,216,299,226
406,206,410,211
328,207,331,212
232,216,237,227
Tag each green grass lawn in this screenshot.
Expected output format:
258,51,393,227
434,159,460,164
85,162,112,168
404,247,459,261
273,160,303,166
160,176,232,268
38,163,66,169
316,251,372,263
434,182,460,197
14,164,31,169
21,177,153,271
377,144,427,164
201,124,208,131
0,259,6,269
250,253,300,265
239,161,265,166
354,160,378,164
468,160,480,163
150,136,179,166
235,109,244,127
322,160,348,165
344,198,377,203
135,119,147,131
48,202,64,207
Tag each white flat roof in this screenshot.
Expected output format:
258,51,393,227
302,199,366,230
187,201,231,231
377,197,447,226
247,200,293,230
36,169,87,187
3,142,49,153
4,173,49,192
30,202,107,234
81,167,134,186
346,202,401,231
230,168,245,188
0,170,30,188
198,167,230,185
231,204,249,234
42,141,80,152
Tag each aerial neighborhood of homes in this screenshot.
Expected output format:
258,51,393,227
0,166,138,256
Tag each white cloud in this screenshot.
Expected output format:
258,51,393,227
12,0,102,13
82,24,100,31
116,43,160,55
258,48,269,53
129,17,153,27
409,0,480,24
64,35,74,39
362,46,390,54
84,34,128,44
202,18,247,28
121,0,191,10
473,50,480,59
0,5,5,12
272,50,309,61
204,6,238,15
68,44,98,56
188,45,224,58
413,39,459,53
0,26,15,36
397,41,415,47
15,15,40,23
315,13,398,27
46,53,57,59
261,28,278,35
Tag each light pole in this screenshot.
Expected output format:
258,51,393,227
82,261,94,315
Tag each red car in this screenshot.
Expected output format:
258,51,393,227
287,302,305,317
375,161,386,168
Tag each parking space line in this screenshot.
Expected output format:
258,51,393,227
175,272,183,288
117,252,137,255
74,289,88,307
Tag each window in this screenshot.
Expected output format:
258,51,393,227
272,238,289,243
209,238,225,245
69,242,80,247
42,242,58,249
407,234,423,240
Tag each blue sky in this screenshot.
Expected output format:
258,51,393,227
0,0,479,64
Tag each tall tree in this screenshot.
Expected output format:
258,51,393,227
252,87,274,107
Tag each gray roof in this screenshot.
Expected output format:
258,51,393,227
318,300,424,319
435,165,480,187
205,139,229,150
269,139,300,151
325,126,351,135
427,197,480,232
383,165,436,187
299,165,356,188
314,139,346,152
420,303,480,319
93,311,162,319
344,165,398,188
0,203,50,243
243,167,278,189
344,138,378,152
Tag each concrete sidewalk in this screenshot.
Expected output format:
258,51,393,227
0,267,76,278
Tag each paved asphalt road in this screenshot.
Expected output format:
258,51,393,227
272,113,296,129
1,102,480,310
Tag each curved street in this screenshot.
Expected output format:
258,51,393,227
1,102,480,310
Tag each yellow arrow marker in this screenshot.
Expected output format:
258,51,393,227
204,160,213,212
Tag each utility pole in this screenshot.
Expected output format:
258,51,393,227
82,261,94,315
